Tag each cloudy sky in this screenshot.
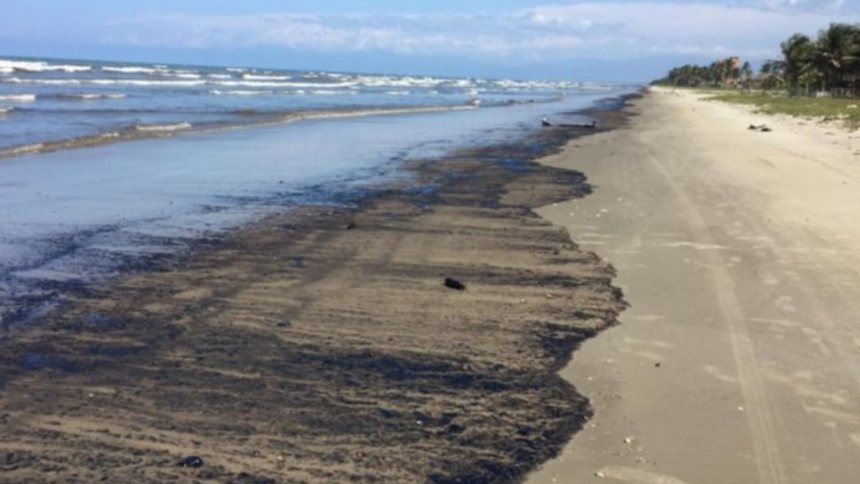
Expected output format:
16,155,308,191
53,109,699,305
1,1,857,81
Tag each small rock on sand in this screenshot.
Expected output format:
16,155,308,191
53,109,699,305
444,277,466,290
178,456,204,468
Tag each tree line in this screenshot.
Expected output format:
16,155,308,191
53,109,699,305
652,23,860,96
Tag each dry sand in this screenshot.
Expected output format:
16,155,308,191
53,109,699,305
0,118,630,482
529,87,860,484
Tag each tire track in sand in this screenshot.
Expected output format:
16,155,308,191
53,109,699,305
644,146,788,484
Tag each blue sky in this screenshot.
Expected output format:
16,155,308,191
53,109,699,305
1,1,857,81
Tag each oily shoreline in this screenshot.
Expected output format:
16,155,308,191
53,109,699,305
0,96,635,482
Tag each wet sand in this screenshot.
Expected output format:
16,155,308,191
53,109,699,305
0,104,632,482
530,88,860,484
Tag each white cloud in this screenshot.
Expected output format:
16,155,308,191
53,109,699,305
92,3,860,62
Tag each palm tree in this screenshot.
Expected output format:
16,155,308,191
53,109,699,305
759,60,785,90
813,23,859,91
781,34,815,92
741,61,753,80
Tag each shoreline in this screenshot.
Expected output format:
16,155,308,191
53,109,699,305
0,96,635,481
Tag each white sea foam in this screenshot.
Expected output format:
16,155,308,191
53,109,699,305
0,107,13,114
242,73,291,81
133,122,192,132
208,74,233,80
0,94,36,102
226,67,247,73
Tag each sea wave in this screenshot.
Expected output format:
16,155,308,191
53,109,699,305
167,72,202,80
242,73,291,81
91,79,206,87
102,66,166,75
0,143,45,157
0,107,14,115
2,78,80,85
0,94,36,102
310,90,356,96
4,78,208,87
51,93,127,101
210,89,273,96
0,59,91,73
76,65,202,80
0,75,549,92
358,76,445,88
3,77,357,89
217,80,359,89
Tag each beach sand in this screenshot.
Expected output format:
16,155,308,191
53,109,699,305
529,88,860,484
0,108,631,482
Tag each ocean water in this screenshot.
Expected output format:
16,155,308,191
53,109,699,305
0,56,617,156
0,55,636,324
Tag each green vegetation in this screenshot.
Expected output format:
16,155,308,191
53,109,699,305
653,23,860,95
703,90,860,128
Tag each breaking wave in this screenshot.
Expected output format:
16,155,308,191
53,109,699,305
0,59,91,73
